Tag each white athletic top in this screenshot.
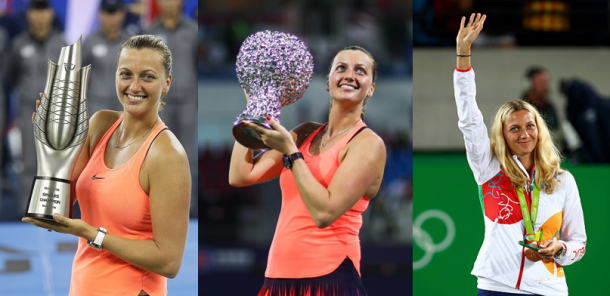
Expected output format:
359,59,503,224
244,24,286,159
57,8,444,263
454,68,587,296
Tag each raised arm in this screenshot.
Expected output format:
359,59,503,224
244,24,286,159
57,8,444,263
229,122,320,187
456,13,485,70
454,13,498,185
229,90,285,186
229,138,286,187
229,90,319,187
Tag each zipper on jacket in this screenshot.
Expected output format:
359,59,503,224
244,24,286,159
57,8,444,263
516,228,527,289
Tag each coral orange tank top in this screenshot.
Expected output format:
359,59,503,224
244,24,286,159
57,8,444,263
70,116,168,296
266,120,370,279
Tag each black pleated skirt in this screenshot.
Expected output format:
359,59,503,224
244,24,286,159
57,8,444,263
257,258,368,296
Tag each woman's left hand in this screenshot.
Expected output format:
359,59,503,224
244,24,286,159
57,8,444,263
242,117,299,155
537,239,563,260
22,214,95,239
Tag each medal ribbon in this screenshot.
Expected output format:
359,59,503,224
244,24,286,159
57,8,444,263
517,169,540,240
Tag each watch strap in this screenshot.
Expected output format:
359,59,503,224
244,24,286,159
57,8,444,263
283,152,304,169
288,152,303,163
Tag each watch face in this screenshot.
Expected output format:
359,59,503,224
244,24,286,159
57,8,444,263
283,155,291,169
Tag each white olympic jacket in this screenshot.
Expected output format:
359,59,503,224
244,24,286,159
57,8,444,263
454,68,587,296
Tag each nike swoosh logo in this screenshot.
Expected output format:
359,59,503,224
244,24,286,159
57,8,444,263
92,174,105,180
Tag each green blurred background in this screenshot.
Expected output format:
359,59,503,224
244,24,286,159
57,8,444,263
413,153,609,295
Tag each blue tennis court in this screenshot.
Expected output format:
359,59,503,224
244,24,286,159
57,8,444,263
0,220,198,295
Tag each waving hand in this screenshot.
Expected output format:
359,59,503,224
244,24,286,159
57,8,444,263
457,13,486,50
456,13,486,70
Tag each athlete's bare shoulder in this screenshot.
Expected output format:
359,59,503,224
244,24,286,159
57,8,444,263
146,128,189,174
149,128,187,158
347,127,384,150
340,126,385,160
88,110,121,150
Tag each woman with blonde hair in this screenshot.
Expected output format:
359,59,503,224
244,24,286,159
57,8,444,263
455,14,586,296
489,100,562,196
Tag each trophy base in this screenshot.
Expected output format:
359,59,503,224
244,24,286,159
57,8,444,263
24,213,55,220
25,176,73,222
23,213,64,228
233,115,272,150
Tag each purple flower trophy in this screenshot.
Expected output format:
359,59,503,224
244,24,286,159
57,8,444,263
232,30,314,150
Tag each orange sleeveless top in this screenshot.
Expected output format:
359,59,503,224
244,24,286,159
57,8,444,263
266,121,370,278
70,116,168,296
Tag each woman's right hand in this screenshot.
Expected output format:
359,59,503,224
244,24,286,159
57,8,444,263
456,13,486,54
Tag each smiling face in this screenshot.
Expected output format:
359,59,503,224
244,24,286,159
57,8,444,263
116,48,171,116
503,109,538,158
327,50,376,105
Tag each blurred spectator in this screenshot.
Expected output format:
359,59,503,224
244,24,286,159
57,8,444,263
145,0,198,217
0,2,22,40
522,67,559,130
4,0,65,218
83,0,132,114
521,66,572,156
561,78,610,164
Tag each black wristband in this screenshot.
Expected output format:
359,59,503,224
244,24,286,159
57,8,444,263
457,54,471,57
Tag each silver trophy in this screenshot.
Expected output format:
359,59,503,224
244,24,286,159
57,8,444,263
232,30,314,150
25,37,91,221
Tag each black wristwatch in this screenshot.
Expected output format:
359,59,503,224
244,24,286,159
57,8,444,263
283,152,304,169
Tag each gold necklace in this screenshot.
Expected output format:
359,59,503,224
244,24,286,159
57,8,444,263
322,119,360,147
115,118,158,149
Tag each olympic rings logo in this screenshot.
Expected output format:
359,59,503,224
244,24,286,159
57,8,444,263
413,209,456,270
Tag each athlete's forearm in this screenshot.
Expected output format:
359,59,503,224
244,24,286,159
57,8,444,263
92,228,186,278
555,239,586,266
456,43,471,70
290,159,336,228
228,141,256,186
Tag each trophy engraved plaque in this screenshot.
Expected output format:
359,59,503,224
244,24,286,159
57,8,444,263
232,30,314,150
25,37,91,221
